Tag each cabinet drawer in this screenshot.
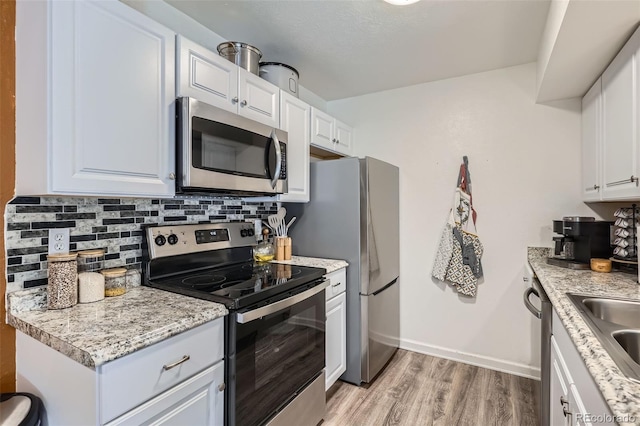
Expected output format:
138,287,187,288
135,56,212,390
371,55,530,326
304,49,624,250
325,268,347,300
99,318,224,423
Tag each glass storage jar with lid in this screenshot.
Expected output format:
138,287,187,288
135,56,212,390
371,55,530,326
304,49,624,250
77,249,105,303
101,267,127,297
47,253,78,309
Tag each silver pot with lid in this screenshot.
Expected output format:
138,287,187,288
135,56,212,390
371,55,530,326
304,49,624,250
217,41,262,75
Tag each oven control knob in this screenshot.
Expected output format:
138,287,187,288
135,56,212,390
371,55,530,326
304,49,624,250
167,234,179,245
240,229,248,237
155,235,166,246
248,228,255,237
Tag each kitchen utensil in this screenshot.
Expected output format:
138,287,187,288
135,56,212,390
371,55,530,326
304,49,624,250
259,62,299,97
217,42,262,75
268,215,280,235
285,217,297,235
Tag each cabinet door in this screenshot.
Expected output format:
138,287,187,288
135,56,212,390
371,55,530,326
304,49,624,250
50,1,175,197
310,108,336,151
325,292,347,391
177,35,238,114
568,384,589,426
278,92,310,203
105,362,224,426
335,119,353,156
602,29,640,200
582,78,602,201
238,68,279,128
550,336,570,426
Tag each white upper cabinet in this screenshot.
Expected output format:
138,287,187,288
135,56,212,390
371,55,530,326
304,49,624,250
311,108,336,151
16,0,176,197
177,35,279,128
581,78,602,202
601,26,640,200
310,107,353,156
278,92,310,203
177,35,238,113
335,120,353,155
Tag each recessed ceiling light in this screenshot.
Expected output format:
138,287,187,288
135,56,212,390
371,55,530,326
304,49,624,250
383,0,421,5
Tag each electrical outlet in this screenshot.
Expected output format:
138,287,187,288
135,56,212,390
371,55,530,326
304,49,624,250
48,229,70,254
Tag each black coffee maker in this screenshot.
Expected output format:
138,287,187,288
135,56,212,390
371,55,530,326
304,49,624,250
548,216,613,269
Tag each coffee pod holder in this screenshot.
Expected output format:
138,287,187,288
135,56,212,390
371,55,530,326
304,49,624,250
611,204,639,276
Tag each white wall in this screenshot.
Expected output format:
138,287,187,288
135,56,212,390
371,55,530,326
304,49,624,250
328,62,610,378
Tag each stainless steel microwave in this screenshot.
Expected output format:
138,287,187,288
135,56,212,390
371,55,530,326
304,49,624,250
177,97,287,195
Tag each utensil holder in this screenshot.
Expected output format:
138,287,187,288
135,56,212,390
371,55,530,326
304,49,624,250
275,237,292,261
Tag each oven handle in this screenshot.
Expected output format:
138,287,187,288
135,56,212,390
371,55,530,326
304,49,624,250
269,130,282,189
236,279,329,324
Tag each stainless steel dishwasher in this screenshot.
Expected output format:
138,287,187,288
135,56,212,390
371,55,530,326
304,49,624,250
523,266,552,426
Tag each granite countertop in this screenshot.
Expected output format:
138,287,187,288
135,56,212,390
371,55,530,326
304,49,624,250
528,247,640,424
271,255,348,274
6,286,228,369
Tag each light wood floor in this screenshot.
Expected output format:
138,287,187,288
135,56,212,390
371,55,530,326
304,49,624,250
324,349,540,426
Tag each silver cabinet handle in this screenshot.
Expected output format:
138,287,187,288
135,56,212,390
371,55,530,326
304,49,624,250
232,97,238,104
607,176,638,187
240,100,247,107
332,282,341,287
218,383,226,392
169,173,176,180
163,355,190,371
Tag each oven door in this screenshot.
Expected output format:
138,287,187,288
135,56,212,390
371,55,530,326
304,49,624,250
226,280,328,426
177,97,288,195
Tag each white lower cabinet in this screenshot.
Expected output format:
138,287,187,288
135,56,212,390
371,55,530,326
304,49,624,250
106,363,224,426
16,318,225,426
325,268,347,390
550,310,612,425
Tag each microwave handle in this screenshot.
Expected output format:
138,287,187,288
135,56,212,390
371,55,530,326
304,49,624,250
269,130,282,189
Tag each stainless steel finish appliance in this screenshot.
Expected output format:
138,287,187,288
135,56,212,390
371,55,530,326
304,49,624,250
177,97,288,196
548,217,612,270
143,222,327,426
288,157,400,384
523,268,551,426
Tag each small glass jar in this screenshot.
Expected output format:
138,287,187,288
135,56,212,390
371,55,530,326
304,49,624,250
254,228,275,262
77,249,105,303
101,267,127,297
47,253,78,310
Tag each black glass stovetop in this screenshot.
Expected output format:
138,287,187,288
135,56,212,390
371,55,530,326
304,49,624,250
147,261,326,310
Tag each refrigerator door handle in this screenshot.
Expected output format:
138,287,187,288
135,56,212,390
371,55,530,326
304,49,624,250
371,277,399,296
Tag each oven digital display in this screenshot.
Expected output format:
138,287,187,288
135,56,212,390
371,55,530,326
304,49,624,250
195,229,230,244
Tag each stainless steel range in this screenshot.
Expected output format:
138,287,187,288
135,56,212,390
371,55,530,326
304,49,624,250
142,222,328,426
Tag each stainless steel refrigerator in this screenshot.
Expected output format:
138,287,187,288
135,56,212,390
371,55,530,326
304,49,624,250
287,157,400,385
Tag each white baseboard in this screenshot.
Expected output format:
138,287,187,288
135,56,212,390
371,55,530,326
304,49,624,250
399,338,541,380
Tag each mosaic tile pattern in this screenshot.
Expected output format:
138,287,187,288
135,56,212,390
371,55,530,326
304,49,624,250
5,196,277,291
528,247,640,425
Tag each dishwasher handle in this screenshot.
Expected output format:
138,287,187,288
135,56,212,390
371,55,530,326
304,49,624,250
523,287,542,319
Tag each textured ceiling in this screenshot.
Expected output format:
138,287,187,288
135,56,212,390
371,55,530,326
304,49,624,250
166,0,551,101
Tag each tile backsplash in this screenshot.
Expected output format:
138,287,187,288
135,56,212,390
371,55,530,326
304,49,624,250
4,196,277,292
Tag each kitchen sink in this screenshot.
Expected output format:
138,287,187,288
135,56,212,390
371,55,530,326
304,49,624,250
613,331,640,365
567,294,640,383
582,298,640,329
